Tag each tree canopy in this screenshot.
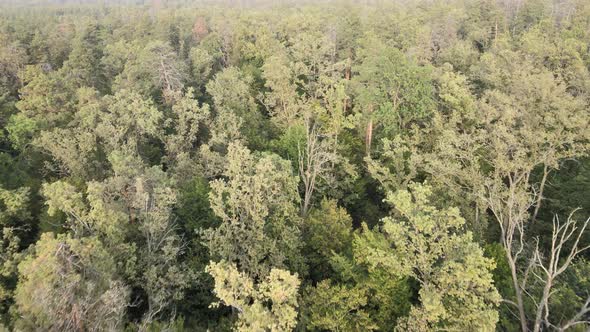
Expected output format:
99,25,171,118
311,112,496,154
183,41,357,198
0,0,589,331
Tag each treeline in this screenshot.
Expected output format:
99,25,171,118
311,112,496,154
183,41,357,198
0,0,589,331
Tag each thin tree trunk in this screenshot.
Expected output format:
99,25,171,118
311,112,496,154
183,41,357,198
345,58,351,80
344,58,351,113
365,118,373,157
301,188,312,217
531,165,549,224
533,280,552,332
494,20,498,46
508,252,529,332
475,205,480,237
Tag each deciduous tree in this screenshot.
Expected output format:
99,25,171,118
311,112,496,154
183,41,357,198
206,260,300,332
14,233,129,332
203,142,304,278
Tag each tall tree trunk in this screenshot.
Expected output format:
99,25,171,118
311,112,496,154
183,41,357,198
494,20,498,46
365,118,373,157
533,280,552,332
507,250,529,332
343,58,351,113
531,165,549,224
475,205,480,236
301,187,312,217
345,57,351,80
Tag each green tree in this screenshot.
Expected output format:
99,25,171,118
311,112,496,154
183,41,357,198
115,41,187,103
423,48,589,330
306,237,412,330
163,87,210,181
206,260,300,332
260,53,300,128
14,233,129,332
303,198,352,281
101,40,137,89
11,65,74,143
460,0,505,51
96,89,163,154
309,184,500,331
303,280,376,332
42,150,194,327
373,184,500,331
86,151,194,327
0,186,30,322
188,46,219,96
34,88,103,180
352,36,434,155
202,142,304,279
59,22,105,91
0,35,27,109
206,66,268,149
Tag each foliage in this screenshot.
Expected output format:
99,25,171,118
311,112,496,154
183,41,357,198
303,280,376,332
303,198,353,281
206,260,300,332
0,0,588,330
203,142,304,279
14,233,129,331
377,184,500,331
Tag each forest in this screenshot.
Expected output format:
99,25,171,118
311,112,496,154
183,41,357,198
0,0,589,330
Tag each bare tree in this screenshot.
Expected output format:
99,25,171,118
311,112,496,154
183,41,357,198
555,296,590,332
488,192,590,332
133,180,192,329
137,41,187,105
153,45,185,104
531,164,550,224
480,172,534,332
530,212,590,332
298,116,337,217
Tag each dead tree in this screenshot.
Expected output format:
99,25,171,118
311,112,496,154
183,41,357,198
531,212,590,332
298,116,337,217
